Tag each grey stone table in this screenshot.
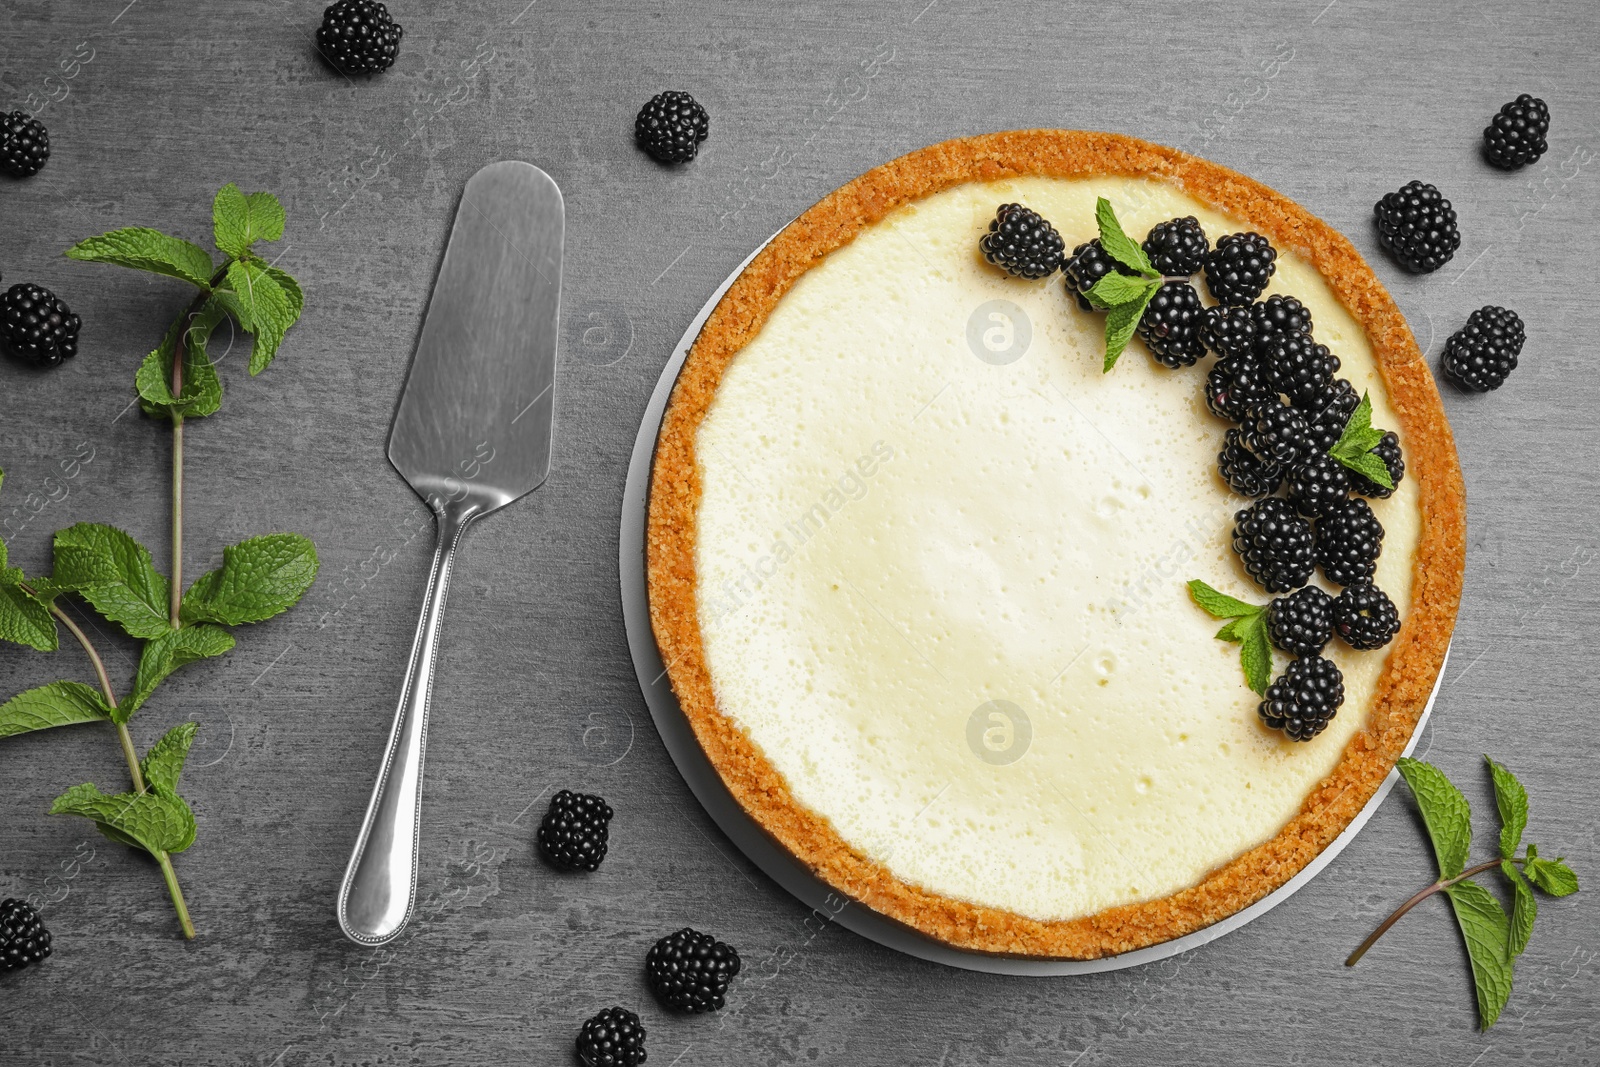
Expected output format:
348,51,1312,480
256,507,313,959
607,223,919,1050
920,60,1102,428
2,1,1596,1063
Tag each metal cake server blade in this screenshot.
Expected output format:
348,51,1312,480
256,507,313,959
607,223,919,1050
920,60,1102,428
337,160,563,945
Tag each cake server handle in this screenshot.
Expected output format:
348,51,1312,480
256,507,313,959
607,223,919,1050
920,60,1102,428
337,497,478,945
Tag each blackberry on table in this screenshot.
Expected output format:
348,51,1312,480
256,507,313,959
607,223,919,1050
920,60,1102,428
1333,581,1401,650
1206,356,1275,423
1441,305,1524,392
315,0,403,76
0,112,49,178
634,90,710,164
1062,239,1134,311
1142,215,1209,276
2,282,80,368
1285,451,1352,518
1250,294,1312,346
0,898,52,972
1199,304,1256,360
537,790,613,871
1299,378,1361,453
1261,332,1340,407
1218,427,1283,498
1136,280,1207,367
980,203,1064,279
1374,180,1461,274
1258,655,1345,742
646,927,742,1013
1484,94,1550,170
1348,430,1405,499
1233,497,1316,593
576,1007,647,1067
1315,497,1384,586
1203,232,1277,306
1241,399,1311,468
1267,586,1334,657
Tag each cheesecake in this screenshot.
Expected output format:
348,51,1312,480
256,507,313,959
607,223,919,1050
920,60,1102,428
647,131,1464,958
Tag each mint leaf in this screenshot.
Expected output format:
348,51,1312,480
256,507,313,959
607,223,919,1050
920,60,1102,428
1086,271,1155,308
1335,450,1396,491
1502,859,1536,958
1396,757,1472,880
1486,756,1529,859
1094,197,1154,276
212,184,285,258
0,579,58,651
1103,283,1158,372
0,681,112,738
1238,615,1273,695
181,533,319,626
1188,579,1262,619
50,781,197,854
248,266,304,375
1339,391,1375,444
222,259,294,336
65,227,215,289
1524,854,1579,897
52,523,171,640
1445,878,1515,1029
140,721,198,795
125,624,235,717
135,302,225,420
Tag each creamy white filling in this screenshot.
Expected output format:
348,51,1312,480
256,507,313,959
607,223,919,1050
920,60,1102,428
692,175,1421,922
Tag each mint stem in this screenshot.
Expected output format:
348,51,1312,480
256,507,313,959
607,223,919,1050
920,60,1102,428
1346,858,1518,966
38,596,196,939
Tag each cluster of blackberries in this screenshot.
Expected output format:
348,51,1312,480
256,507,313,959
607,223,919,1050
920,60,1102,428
1,898,52,971
316,0,404,76
1,111,49,178
538,789,614,871
1,275,81,368
573,927,743,1065
635,91,711,165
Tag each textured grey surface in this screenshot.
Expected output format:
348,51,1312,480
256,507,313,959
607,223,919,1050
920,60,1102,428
1,0,1596,1063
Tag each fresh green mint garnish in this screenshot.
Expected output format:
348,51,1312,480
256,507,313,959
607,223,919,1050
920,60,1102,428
1085,198,1162,372
0,184,318,940
1327,391,1395,490
1348,755,1580,1029
1187,579,1273,694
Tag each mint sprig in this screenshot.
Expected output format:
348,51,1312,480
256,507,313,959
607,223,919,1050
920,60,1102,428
1187,579,1273,695
1085,198,1162,372
1327,391,1395,491
1348,756,1581,1029
0,185,318,940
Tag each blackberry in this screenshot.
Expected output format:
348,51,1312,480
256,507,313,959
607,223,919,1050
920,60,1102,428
1062,239,1134,311
1233,498,1316,593
1483,94,1550,170
1266,586,1334,657
1258,655,1345,742
1333,581,1401,650
1315,497,1384,586
646,927,742,1013
1205,356,1275,423
1136,280,1207,367
1141,216,1209,276
1374,181,1461,274
2,283,81,367
0,898,52,971
0,112,50,178
1261,333,1340,407
1299,378,1361,453
1199,304,1256,360
634,90,710,165
576,1007,647,1067
980,203,1064,280
1218,428,1283,498
1250,294,1312,347
537,790,613,871
1285,451,1351,518
1203,232,1278,305
1348,431,1405,499
1241,399,1310,467
315,0,403,76
1441,305,1524,392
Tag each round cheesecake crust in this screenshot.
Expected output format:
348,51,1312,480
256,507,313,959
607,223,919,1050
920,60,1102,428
646,130,1465,959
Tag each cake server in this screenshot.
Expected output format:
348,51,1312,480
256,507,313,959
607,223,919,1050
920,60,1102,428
337,160,563,945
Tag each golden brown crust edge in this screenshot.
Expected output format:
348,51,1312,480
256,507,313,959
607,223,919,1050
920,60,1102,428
645,130,1466,959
